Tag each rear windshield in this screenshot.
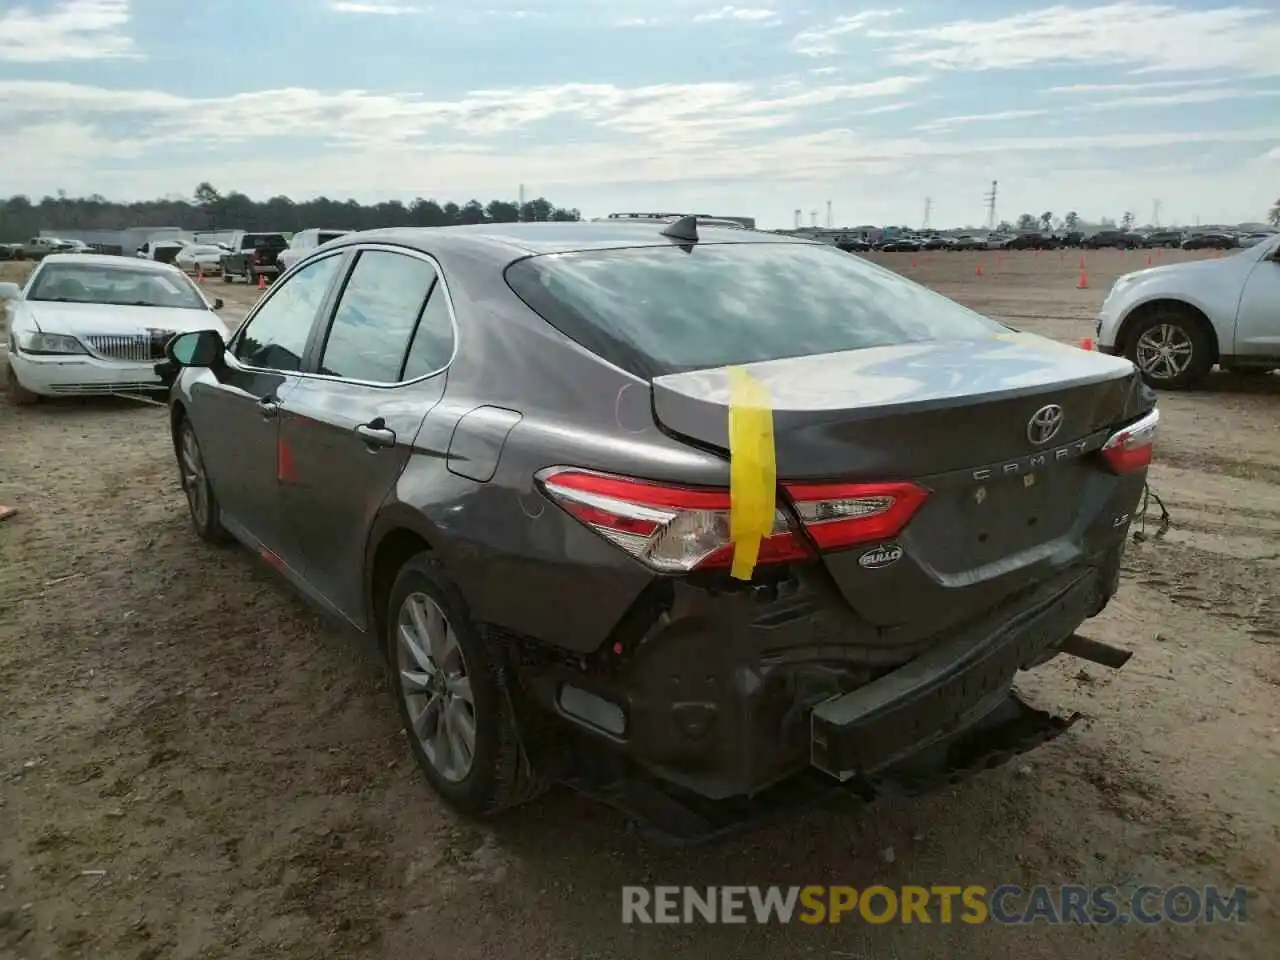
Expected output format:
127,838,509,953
504,241,1006,377
244,234,287,249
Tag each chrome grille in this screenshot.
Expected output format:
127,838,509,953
85,332,173,363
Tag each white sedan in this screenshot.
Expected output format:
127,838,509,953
1,254,231,404
174,243,231,276
1095,234,1280,388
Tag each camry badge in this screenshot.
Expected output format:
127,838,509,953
1026,404,1065,446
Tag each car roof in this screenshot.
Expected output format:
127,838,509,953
322,222,809,262
38,253,183,273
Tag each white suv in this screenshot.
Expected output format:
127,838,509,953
1095,235,1280,388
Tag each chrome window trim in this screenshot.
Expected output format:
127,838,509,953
225,243,459,388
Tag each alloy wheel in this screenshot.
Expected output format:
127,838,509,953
396,592,477,783
1134,323,1194,382
179,423,208,528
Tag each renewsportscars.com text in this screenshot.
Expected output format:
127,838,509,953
621,884,1248,925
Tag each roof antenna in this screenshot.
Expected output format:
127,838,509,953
660,215,699,243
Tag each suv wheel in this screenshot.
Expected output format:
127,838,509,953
177,417,230,543
1125,309,1213,390
386,553,540,816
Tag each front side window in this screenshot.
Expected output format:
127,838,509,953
234,254,343,371
317,250,437,382
27,263,207,310
505,241,1005,378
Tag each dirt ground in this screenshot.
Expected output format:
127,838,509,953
1,248,1277,959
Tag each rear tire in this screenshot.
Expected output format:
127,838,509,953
386,553,543,817
1123,308,1214,390
4,361,39,405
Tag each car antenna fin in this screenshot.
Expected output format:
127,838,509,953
660,215,699,243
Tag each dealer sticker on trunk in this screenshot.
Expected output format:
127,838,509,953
858,544,903,569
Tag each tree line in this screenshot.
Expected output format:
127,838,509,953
0,181,583,240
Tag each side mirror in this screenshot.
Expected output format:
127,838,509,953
166,329,224,367
0,282,21,301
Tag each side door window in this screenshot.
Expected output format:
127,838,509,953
234,254,344,372
316,250,438,382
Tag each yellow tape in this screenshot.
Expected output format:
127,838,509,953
727,367,777,581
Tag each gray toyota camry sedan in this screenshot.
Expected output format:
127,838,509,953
160,218,1158,836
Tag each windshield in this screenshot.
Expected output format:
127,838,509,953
504,241,1006,377
28,263,207,309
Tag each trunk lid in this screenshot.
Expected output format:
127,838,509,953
651,332,1149,635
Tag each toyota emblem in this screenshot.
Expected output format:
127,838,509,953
1026,404,1065,445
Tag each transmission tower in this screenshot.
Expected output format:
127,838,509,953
923,196,932,230
794,208,801,230
826,200,833,229
810,209,818,228
983,180,998,230
1152,199,1162,227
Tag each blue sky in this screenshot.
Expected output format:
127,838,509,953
0,0,1276,227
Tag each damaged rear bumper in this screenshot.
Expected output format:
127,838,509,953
810,567,1098,780
513,548,1123,811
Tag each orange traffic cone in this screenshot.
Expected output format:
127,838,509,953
911,257,918,269
1146,253,1153,266
1077,268,1088,289
975,263,984,277
196,266,204,283
1079,337,1094,351
258,273,266,290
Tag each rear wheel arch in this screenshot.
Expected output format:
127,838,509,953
1118,298,1220,361
365,513,445,654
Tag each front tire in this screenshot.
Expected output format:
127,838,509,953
1124,308,1214,390
4,360,39,405
177,416,230,543
386,553,540,817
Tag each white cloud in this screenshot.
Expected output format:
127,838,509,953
693,7,779,24
331,1,421,11
0,0,136,62
915,109,1050,133
877,3,1280,76
1045,78,1235,94
0,76,928,150
1078,86,1280,110
791,9,900,56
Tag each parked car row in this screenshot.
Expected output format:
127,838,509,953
838,228,1274,254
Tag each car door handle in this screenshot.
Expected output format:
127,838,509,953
257,396,279,420
355,421,397,448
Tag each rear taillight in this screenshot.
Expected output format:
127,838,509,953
1101,407,1159,474
537,468,928,574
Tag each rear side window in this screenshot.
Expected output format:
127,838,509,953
318,250,437,382
504,242,1005,378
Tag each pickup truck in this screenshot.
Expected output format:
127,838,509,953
219,232,290,285
17,237,80,260
276,228,351,273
